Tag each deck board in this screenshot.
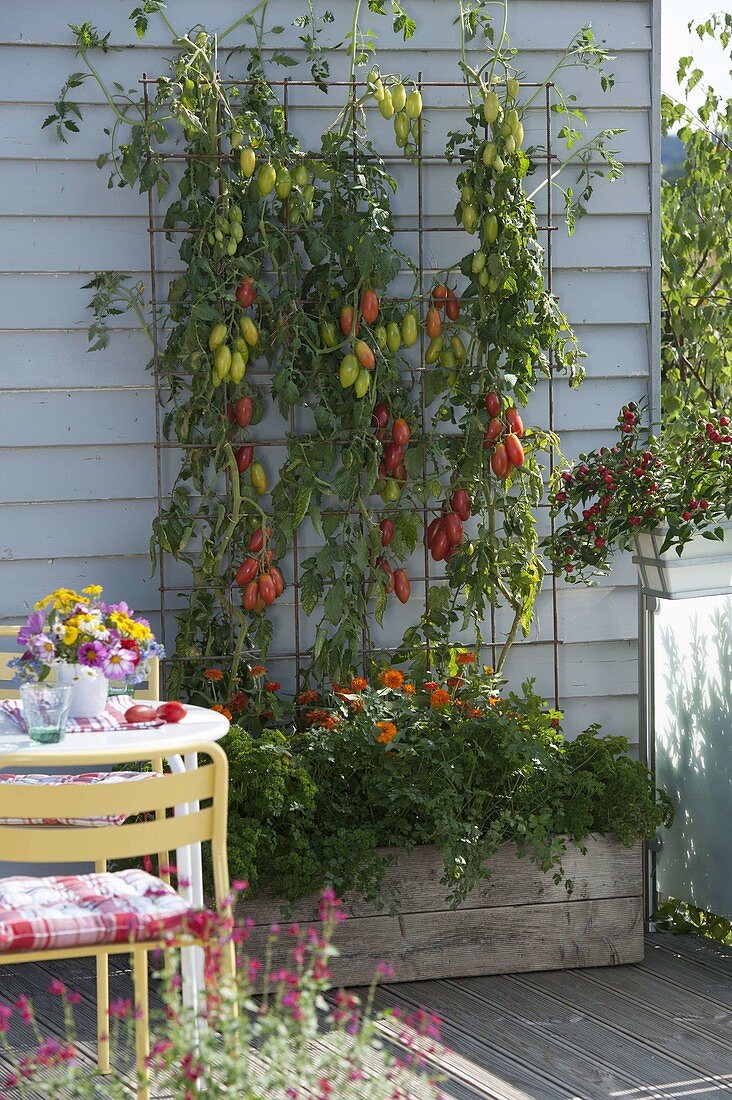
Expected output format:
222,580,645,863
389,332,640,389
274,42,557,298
0,934,730,1098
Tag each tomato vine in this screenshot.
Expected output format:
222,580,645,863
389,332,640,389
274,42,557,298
46,0,622,704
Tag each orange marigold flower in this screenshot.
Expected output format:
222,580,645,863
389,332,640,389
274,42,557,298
483,665,495,675
348,697,364,712
212,703,233,721
204,668,224,682
250,665,266,677
379,669,405,689
468,707,483,718
430,688,451,709
375,720,398,744
453,699,468,709
229,692,250,712
456,652,476,666
305,708,331,726
350,677,368,692
402,683,415,696
298,689,320,705
423,680,440,691
488,695,500,706
264,680,280,693
446,676,466,689
322,715,339,730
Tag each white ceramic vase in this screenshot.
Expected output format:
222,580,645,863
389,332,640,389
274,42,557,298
55,663,109,719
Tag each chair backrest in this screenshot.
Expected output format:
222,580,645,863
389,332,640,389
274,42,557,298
0,626,159,702
0,742,230,907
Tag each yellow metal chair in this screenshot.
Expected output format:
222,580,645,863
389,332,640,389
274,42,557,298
0,742,233,1099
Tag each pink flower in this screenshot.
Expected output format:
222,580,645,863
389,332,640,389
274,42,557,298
77,640,107,668
102,643,137,680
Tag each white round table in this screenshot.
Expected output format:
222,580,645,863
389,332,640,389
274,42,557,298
0,703,229,1011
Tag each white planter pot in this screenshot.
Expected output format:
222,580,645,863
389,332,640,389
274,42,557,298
55,664,110,719
633,522,732,600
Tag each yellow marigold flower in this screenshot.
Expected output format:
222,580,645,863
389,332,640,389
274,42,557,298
82,585,104,597
62,626,79,646
456,652,476,665
430,688,451,709
348,697,364,712
402,683,415,696
483,665,495,675
375,721,398,744
350,677,368,693
488,695,500,706
379,669,404,689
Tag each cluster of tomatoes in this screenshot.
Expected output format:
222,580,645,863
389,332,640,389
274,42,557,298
482,391,525,480
373,406,411,504
366,73,423,159
425,283,466,382
425,489,472,562
235,525,286,612
237,141,316,225
220,277,268,496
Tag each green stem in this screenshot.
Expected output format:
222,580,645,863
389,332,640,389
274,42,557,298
219,0,271,42
487,0,509,89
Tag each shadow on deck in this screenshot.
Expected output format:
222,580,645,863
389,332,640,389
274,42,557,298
1,933,731,1098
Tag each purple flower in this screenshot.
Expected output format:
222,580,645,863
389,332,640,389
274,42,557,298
108,601,134,616
31,635,55,662
77,640,108,668
18,610,46,648
102,644,137,681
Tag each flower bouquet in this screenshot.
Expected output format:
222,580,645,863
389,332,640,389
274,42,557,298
11,586,163,718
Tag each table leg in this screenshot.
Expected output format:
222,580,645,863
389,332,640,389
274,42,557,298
165,752,203,1014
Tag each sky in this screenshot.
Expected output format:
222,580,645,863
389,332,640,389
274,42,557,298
661,0,732,101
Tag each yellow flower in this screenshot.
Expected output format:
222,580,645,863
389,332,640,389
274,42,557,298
109,611,152,642
34,588,82,613
62,626,79,646
82,585,104,597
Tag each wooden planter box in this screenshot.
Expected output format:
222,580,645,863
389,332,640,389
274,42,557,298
234,835,644,986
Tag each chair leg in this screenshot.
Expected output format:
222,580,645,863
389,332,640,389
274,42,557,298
96,953,111,1075
133,947,150,1100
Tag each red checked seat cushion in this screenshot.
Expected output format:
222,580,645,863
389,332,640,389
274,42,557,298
0,869,192,953
0,771,157,827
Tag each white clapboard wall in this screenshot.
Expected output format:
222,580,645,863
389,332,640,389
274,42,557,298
0,0,660,744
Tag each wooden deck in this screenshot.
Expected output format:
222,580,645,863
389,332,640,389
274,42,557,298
1,933,732,1098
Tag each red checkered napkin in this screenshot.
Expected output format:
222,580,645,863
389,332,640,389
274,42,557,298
1,696,164,734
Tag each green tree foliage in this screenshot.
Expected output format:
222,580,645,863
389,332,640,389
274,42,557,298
661,15,732,427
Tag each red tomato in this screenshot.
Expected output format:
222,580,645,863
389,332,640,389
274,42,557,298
249,527,266,553
236,445,254,473
431,528,449,561
372,403,390,430
393,568,410,604
376,555,394,593
226,404,236,425
380,519,394,546
485,417,503,443
444,511,463,545
124,705,159,724
270,566,285,596
235,557,259,586
393,462,407,483
505,432,525,468
425,516,443,547
450,489,471,521
485,391,501,418
156,701,187,723
384,443,403,471
425,306,442,339
432,283,448,310
340,305,356,337
505,407,524,438
491,443,510,479
236,396,253,428
392,418,410,447
361,289,379,325
355,340,375,370
445,288,460,321
235,277,256,308
258,573,276,605
377,460,388,479
243,581,259,611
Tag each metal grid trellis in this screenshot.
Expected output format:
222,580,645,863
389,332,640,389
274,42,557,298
140,73,563,708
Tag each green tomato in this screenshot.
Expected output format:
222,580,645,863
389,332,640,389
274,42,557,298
232,222,244,242
506,108,520,133
493,155,505,175
425,336,443,365
478,269,490,287
230,205,243,222
392,82,406,111
394,112,409,147
208,323,227,351
230,129,244,150
230,350,246,383
321,320,338,349
471,250,486,274
514,121,524,147
401,310,418,348
451,335,467,362
386,321,402,353
226,237,238,256
405,89,423,119
460,185,475,205
240,147,256,178
482,142,496,168
214,343,232,379
507,77,521,100
354,368,371,399
379,89,395,120
374,325,388,351
440,348,456,370
463,203,478,234
447,370,458,388
504,134,516,156
257,163,276,197
483,213,499,245
275,166,292,199
483,90,500,124
339,353,359,388
383,478,401,503
292,163,310,187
